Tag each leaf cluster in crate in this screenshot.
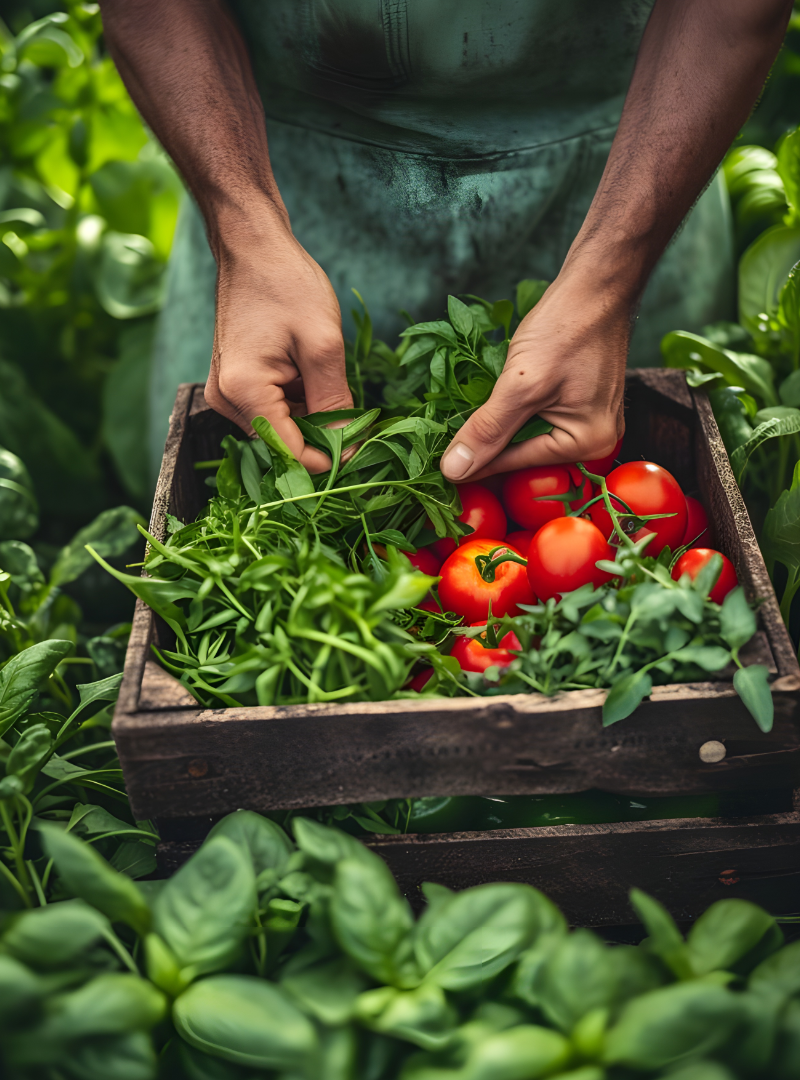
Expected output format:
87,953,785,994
458,542,773,730
3,809,800,1079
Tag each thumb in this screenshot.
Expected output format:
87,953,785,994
440,381,534,481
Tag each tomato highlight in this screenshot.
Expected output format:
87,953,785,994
588,461,687,554
438,537,535,623
526,517,614,602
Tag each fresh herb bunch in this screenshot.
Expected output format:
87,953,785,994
453,466,774,730
3,810,799,1080
92,290,769,723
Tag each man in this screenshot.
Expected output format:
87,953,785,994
100,0,792,482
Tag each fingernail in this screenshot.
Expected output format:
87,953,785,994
441,443,474,479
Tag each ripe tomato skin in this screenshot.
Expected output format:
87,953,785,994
416,598,442,613
438,538,535,623
682,496,710,548
505,530,535,556
402,546,441,575
588,461,688,554
430,482,507,560
582,438,623,477
501,467,591,532
671,548,737,604
451,624,522,673
526,517,613,602
407,668,434,692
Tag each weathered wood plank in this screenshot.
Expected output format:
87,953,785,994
157,811,800,925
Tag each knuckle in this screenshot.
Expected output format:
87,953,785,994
468,408,509,446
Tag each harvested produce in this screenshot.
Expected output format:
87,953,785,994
450,623,522,672
94,290,771,730
438,537,535,623
672,547,739,604
501,464,591,532
525,515,613,601
683,494,710,546
589,460,688,553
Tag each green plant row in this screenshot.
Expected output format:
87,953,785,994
1,809,799,1080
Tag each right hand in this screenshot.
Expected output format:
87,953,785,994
205,222,353,473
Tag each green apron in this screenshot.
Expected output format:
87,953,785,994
150,0,734,474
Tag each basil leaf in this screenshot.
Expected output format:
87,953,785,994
733,664,774,732
0,638,72,737
720,587,757,652
602,671,653,727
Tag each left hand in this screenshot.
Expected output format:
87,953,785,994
439,271,630,482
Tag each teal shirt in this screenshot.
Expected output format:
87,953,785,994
150,0,733,474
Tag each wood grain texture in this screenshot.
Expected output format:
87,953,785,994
113,371,800,823
157,811,800,924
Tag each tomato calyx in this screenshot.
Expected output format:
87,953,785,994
474,545,529,583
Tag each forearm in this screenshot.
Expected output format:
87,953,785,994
99,0,285,258
565,0,793,300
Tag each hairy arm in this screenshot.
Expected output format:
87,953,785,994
100,0,351,471
442,0,794,482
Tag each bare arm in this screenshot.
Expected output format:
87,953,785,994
100,0,351,471
442,0,794,481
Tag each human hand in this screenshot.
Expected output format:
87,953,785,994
439,274,629,482
205,221,353,473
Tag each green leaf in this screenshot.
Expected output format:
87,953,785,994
719,587,757,652
708,387,753,456
251,416,315,505
0,638,73,738
629,889,693,979
35,973,166,1042
94,231,165,319
153,836,256,978
0,446,38,540
511,415,555,444
602,670,653,726
733,665,774,733
604,982,744,1069
417,883,562,992
447,295,475,337
206,811,294,879
86,546,194,640
661,331,776,405
6,722,52,792
40,824,151,935
331,856,415,984
51,506,145,587
173,975,318,1071
779,367,800,406
281,954,369,1026
687,899,782,976
731,414,800,482
355,982,458,1051
0,955,42,1028
762,460,800,580
671,646,731,672
778,261,800,359
516,279,550,319
461,1024,571,1079
292,816,376,867
749,939,800,998
1,899,109,970
60,1032,157,1080
777,128,800,215
738,225,800,336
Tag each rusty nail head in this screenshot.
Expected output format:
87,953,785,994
187,758,208,778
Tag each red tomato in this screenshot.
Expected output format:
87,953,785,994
505,530,535,556
416,598,442,613
438,538,536,623
451,624,522,673
682,496,710,548
581,437,624,477
429,482,507,560
501,466,591,532
671,548,738,604
588,461,687,555
527,517,613,602
402,547,441,575
406,668,434,692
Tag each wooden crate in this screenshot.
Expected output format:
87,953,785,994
115,370,800,924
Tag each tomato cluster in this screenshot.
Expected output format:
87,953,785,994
407,439,738,683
